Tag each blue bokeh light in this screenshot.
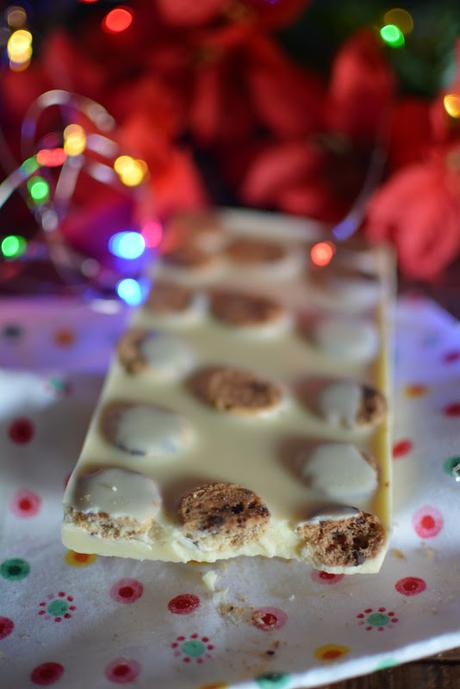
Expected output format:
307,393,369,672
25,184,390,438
116,278,145,306
109,230,145,259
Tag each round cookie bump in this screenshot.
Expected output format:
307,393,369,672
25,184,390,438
225,237,303,279
310,262,381,308
301,442,378,501
117,328,195,379
162,244,218,270
100,401,194,458
188,366,283,416
178,481,270,551
144,281,195,315
168,211,225,252
296,507,386,568
317,380,387,429
209,289,286,329
312,316,379,361
64,467,161,540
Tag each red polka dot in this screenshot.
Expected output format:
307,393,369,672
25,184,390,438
168,593,200,615
0,616,14,639
443,351,460,364
8,417,34,444
30,662,64,685
392,439,413,459
53,329,76,347
105,658,141,684
251,607,288,631
443,402,460,417
110,578,143,604
413,506,443,538
395,577,427,596
311,570,345,585
9,489,41,518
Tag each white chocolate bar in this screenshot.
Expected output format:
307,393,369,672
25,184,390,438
62,209,393,574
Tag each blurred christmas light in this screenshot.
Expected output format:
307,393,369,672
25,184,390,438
443,94,460,119
36,148,67,167
6,6,27,28
116,278,144,306
27,176,50,204
113,155,147,187
9,58,30,72
1,234,27,260
21,157,39,176
383,8,414,35
380,24,405,48
63,124,87,156
310,241,335,267
142,220,163,248
102,7,133,34
109,231,146,259
7,28,32,64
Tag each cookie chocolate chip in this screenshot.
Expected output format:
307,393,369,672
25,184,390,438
178,481,270,549
188,366,283,415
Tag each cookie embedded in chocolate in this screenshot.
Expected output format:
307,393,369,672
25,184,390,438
178,482,270,549
145,281,194,314
312,317,379,361
117,328,195,378
64,467,161,540
168,211,224,250
317,380,387,429
356,385,387,426
162,244,217,269
226,238,286,264
100,401,193,457
301,442,378,501
189,366,283,415
297,508,385,568
210,290,284,327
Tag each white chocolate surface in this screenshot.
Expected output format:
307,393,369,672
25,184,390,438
318,380,362,428
63,209,393,574
139,331,195,379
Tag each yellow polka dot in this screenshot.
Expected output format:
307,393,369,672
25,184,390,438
64,550,97,567
314,644,349,662
405,384,428,398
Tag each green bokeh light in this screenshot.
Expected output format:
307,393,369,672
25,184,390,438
380,24,405,48
21,156,39,176
1,234,27,259
27,176,49,204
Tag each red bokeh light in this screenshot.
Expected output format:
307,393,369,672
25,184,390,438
310,241,335,267
102,8,133,34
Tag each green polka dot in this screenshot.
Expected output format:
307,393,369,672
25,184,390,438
367,612,390,627
443,456,460,476
0,558,30,581
181,640,205,658
375,657,399,671
47,599,69,617
255,673,291,689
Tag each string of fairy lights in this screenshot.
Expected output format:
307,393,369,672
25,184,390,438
1,3,460,304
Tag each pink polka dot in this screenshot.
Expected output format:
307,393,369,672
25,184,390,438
30,662,64,685
392,439,413,459
168,593,200,615
395,577,427,596
9,489,41,518
0,616,14,639
311,570,345,585
8,417,35,444
251,607,288,631
412,506,443,538
443,402,460,417
110,578,143,604
105,658,141,684
442,350,460,364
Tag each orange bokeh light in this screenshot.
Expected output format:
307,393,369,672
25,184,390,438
310,241,335,267
102,7,133,33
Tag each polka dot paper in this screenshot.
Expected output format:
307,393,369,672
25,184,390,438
1,294,460,689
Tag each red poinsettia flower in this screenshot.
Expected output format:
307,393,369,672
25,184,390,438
366,147,460,279
155,0,308,28
388,98,432,170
